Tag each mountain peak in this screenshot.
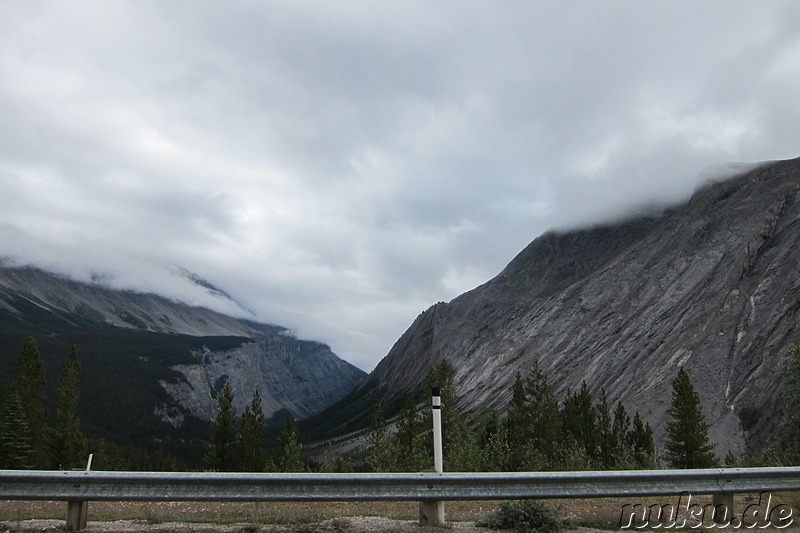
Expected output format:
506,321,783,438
357,157,800,457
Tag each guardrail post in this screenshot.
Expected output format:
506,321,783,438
66,454,93,531
66,500,88,531
712,492,734,525
420,387,446,527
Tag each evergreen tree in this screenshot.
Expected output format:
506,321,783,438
479,411,512,471
204,382,238,471
394,393,427,472
50,343,87,469
611,401,633,467
0,391,34,469
595,389,616,468
664,367,717,468
319,444,354,473
525,361,563,468
556,435,593,471
629,412,656,468
365,401,394,472
506,373,531,459
561,382,597,463
425,360,457,417
279,415,304,472
238,389,266,472
92,438,127,471
14,336,49,468
424,359,481,471
445,413,482,471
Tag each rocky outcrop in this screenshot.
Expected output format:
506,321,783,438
364,157,800,456
161,333,366,422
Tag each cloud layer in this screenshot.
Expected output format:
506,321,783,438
2,1,799,370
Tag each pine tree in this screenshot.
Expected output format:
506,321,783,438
365,401,394,472
595,389,616,468
238,389,266,472
424,359,480,471
279,415,304,472
525,361,563,468
446,413,482,471
0,391,34,469
480,411,512,472
319,444,339,473
664,367,717,468
611,401,633,467
204,382,238,471
14,336,49,468
50,343,87,469
561,382,597,463
394,393,427,472
507,373,531,452
629,412,656,468
93,438,127,470
425,360,457,418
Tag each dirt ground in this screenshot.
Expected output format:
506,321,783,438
2,494,800,532
0,500,606,532
0,517,608,533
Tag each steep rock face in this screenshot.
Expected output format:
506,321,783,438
365,157,800,456
161,333,366,422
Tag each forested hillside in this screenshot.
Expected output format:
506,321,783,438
0,266,365,469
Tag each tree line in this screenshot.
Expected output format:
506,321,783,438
5,333,798,472
364,359,660,472
368,360,723,472
203,358,722,473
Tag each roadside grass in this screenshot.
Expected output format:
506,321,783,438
0,500,501,526
3,494,799,530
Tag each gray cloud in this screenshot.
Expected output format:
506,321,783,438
1,1,798,370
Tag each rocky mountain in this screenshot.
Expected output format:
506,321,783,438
0,265,366,443
0,264,264,338
345,157,800,457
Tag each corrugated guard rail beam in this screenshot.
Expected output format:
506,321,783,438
2,467,800,502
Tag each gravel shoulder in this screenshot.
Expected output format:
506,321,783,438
1,517,614,533
6,495,800,532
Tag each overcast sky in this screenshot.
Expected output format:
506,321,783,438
1,1,798,371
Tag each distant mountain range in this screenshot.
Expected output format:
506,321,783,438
311,157,800,458
0,264,366,452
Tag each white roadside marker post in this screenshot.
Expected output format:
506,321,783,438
420,387,446,526
433,387,443,476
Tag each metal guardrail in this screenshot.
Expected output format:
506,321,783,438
2,467,800,502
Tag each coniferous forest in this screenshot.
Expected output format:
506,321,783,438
2,335,799,473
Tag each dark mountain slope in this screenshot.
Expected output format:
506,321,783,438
342,157,800,456
0,265,366,451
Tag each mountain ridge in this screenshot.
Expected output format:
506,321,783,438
342,157,800,457
0,263,266,338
